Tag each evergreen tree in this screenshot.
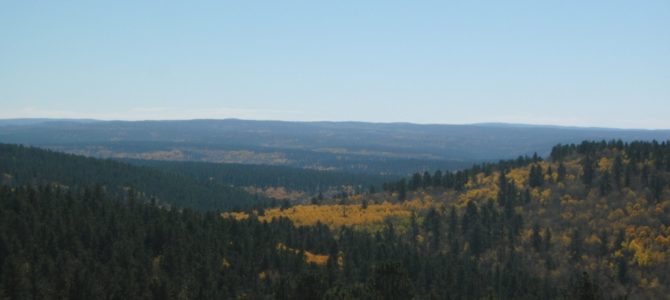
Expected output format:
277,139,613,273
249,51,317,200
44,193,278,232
523,189,532,205
529,164,544,188
409,173,422,191
624,163,633,187
432,170,443,188
599,171,612,196
598,230,609,257
581,156,596,186
531,224,542,252
650,171,665,202
543,228,552,252
570,229,583,262
612,155,624,189
424,208,441,253
422,172,432,190
572,272,604,300
398,179,407,201
368,262,414,300
617,257,628,285
557,162,567,182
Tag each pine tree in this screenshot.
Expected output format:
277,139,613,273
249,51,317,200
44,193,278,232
398,179,407,201
531,224,542,252
624,163,633,187
573,272,603,300
557,162,567,182
581,156,596,186
497,170,510,207
523,189,532,205
570,229,583,262
432,170,443,187
599,171,612,196
368,262,414,300
410,173,422,191
422,172,432,190
529,164,544,188
424,208,441,253
598,230,609,257
612,155,623,189
543,228,552,252
617,256,628,285
650,171,665,202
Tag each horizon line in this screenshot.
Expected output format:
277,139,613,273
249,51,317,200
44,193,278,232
1,117,669,131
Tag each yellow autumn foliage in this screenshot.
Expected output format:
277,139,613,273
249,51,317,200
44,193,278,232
221,211,250,221
276,243,329,266
257,202,413,230
598,157,611,172
457,187,498,206
506,168,528,188
304,251,329,266
585,234,601,246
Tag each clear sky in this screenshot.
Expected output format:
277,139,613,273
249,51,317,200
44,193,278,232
1,1,669,129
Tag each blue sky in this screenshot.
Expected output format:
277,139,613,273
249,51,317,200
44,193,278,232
1,1,669,128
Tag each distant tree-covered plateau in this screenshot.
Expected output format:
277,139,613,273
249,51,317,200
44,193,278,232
3,119,670,174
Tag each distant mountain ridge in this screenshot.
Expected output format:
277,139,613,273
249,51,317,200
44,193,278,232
2,118,667,131
1,118,669,174
0,118,101,126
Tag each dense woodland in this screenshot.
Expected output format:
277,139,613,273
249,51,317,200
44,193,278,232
0,144,267,211
123,159,391,194
0,186,602,299
0,140,669,299
379,140,670,299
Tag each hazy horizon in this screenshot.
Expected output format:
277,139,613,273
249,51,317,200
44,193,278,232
2,116,670,131
2,1,669,129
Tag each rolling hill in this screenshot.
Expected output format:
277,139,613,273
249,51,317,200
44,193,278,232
2,119,669,174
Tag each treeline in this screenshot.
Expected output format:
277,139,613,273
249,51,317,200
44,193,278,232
385,140,670,202
0,144,266,211
124,159,393,194
551,140,669,199
383,154,540,199
0,185,602,299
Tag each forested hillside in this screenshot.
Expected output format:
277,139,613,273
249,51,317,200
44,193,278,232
0,144,266,211
124,159,392,195
1,140,669,298
229,140,670,299
0,186,316,299
1,185,600,299
377,140,670,298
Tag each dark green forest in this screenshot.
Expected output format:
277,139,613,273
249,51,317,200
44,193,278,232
123,159,391,194
1,141,670,299
0,185,605,299
0,144,266,211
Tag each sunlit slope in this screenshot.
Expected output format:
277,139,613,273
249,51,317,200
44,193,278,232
229,140,670,297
